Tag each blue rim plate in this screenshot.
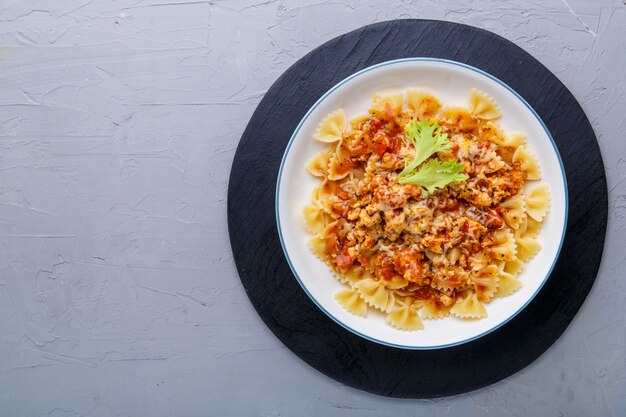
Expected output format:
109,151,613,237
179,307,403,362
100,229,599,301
275,58,568,350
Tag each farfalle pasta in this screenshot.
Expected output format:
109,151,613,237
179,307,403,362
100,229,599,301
303,88,551,331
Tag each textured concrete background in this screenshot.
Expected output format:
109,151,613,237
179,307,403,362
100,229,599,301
0,0,624,416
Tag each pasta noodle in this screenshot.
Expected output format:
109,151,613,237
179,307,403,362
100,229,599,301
494,261,521,297
406,90,441,119
472,264,499,302
302,205,325,234
450,291,488,318
354,278,395,313
503,132,526,148
305,150,332,177
489,228,517,261
314,109,346,142
515,232,542,262
308,235,326,260
335,288,368,317
335,265,372,286
525,183,551,222
368,93,403,122
469,88,501,120
495,271,521,297
303,88,550,330
512,145,541,180
421,300,451,320
504,258,524,276
499,193,526,229
386,298,424,330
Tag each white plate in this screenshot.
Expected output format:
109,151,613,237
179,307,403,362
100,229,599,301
276,58,568,350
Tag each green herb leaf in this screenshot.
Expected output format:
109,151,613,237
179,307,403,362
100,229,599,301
398,120,450,179
399,158,468,194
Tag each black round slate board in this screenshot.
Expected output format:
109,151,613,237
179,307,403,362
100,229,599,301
227,19,607,398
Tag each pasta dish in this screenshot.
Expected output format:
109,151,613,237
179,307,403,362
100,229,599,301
302,89,550,331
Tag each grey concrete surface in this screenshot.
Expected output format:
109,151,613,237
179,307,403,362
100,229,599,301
0,0,624,416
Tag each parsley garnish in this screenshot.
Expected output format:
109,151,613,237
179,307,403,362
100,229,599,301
398,120,468,194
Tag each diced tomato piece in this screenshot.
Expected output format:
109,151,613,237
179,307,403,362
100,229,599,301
379,266,395,280
371,132,392,156
325,233,340,256
335,158,356,175
484,207,504,229
393,248,419,274
439,198,459,212
412,285,434,300
368,119,383,134
390,136,404,153
334,250,353,269
350,142,370,156
335,187,349,200
357,254,371,268
331,201,346,216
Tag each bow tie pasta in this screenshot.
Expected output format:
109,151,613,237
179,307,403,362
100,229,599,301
303,88,550,331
